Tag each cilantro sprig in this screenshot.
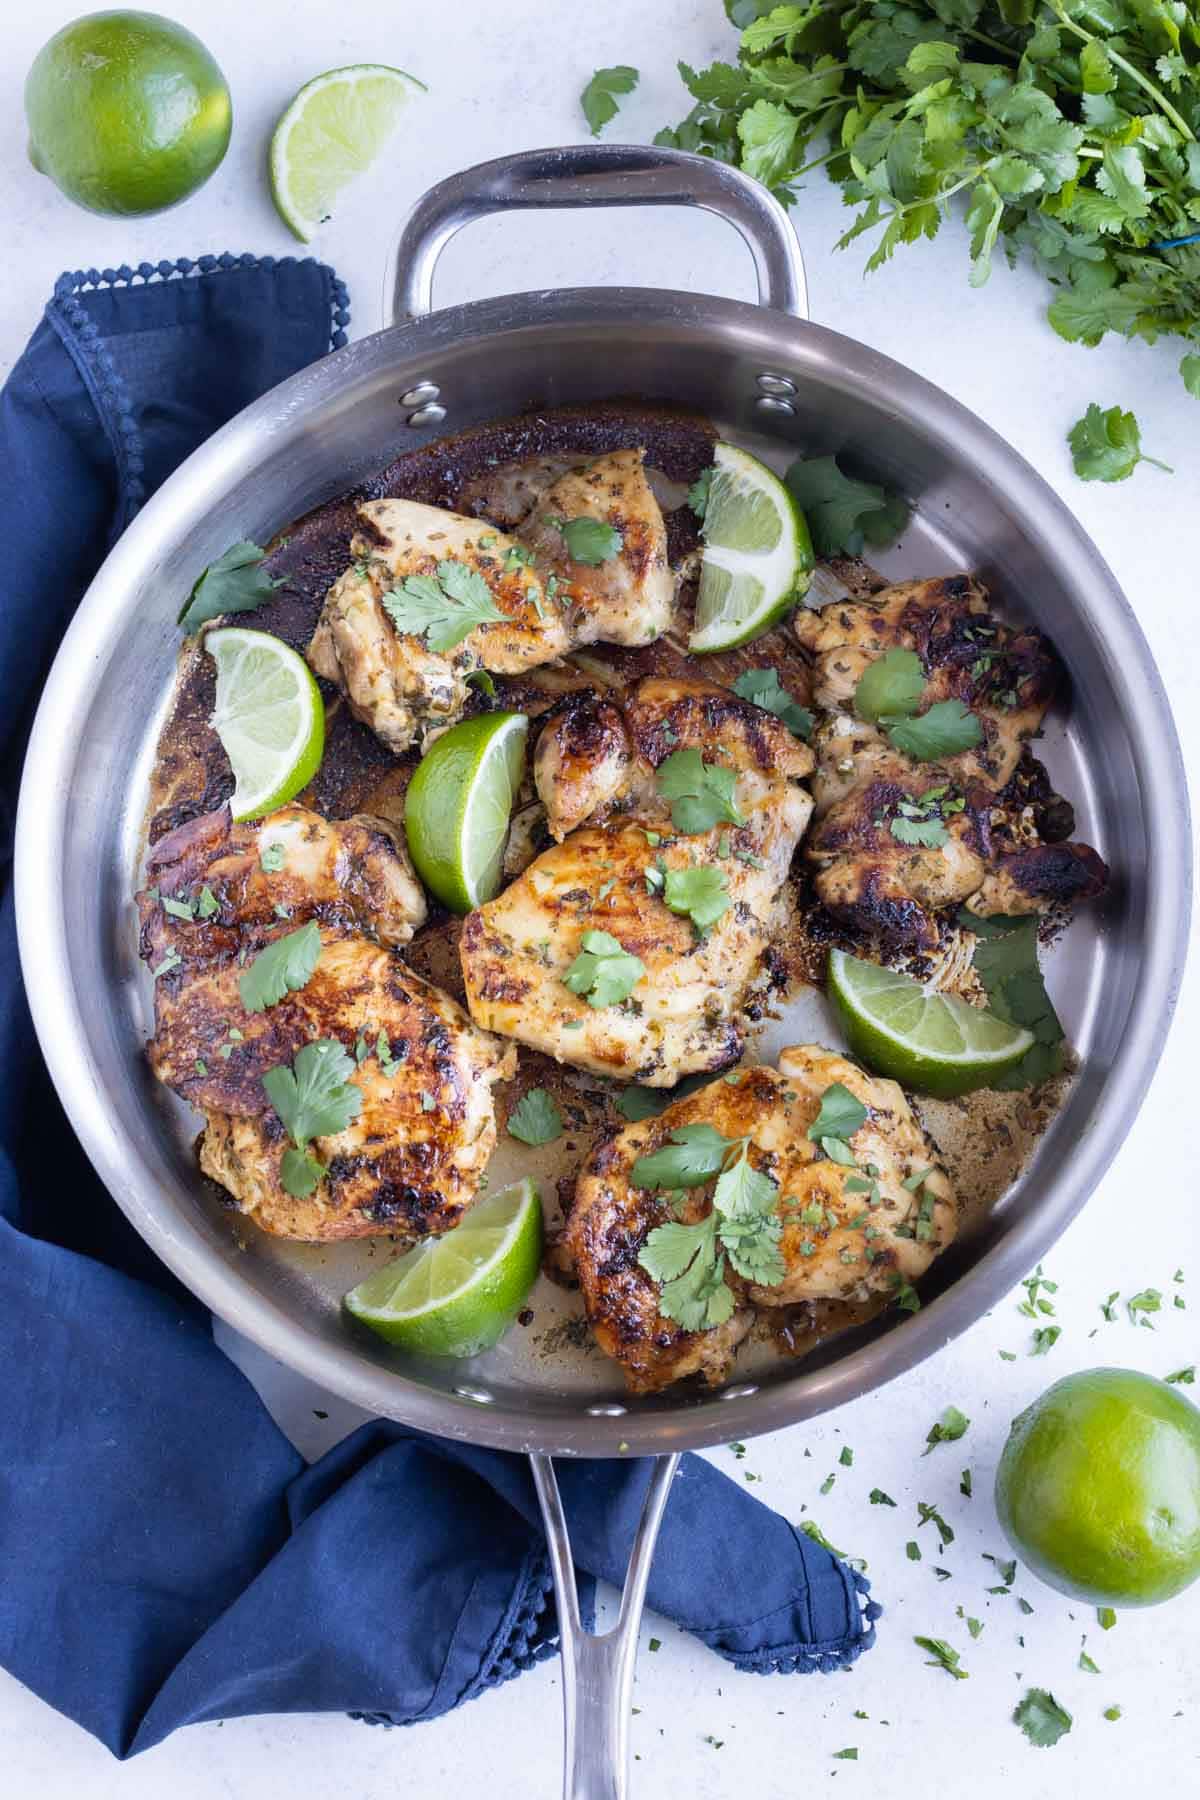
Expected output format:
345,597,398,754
854,649,982,762
656,749,744,834
635,1125,785,1329
563,929,645,1009
784,455,909,558
731,666,813,739
1068,402,1172,483
663,864,731,934
544,514,624,565
581,65,639,137
506,1087,564,1147
806,1082,868,1165
654,5,1200,408
238,921,321,1014
262,1039,363,1198
179,540,284,633
961,911,1065,1089
383,559,504,651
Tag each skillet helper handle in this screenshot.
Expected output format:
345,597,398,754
531,1451,680,1800
388,143,808,325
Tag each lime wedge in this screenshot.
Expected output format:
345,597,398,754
404,711,527,914
828,948,1035,1097
688,442,814,653
206,627,325,821
344,1178,543,1355
269,64,427,242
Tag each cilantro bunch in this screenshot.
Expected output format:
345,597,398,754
657,0,1200,390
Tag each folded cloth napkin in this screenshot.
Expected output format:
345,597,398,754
0,254,879,1760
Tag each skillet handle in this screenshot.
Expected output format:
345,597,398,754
531,1450,680,1800
388,144,808,325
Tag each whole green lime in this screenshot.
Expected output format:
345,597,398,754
996,1368,1200,1607
25,11,231,217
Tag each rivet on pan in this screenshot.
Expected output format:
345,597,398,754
757,373,797,396
400,381,440,406
755,396,795,417
586,1402,628,1417
454,1383,494,1405
719,1383,759,1401
407,402,447,428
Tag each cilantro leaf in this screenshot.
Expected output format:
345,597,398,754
784,455,908,558
869,1488,896,1506
632,1122,731,1190
581,65,639,137
1181,355,1200,398
280,1146,325,1198
1068,404,1172,484
964,913,1065,1089
546,515,624,565
738,97,800,191
688,467,713,519
383,559,504,651
506,1087,563,1147
563,928,645,1009
614,1085,666,1122
663,864,731,933
923,1405,970,1453
731,666,813,738
807,1083,868,1150
884,699,983,762
238,921,322,1013
712,1140,777,1220
656,749,744,833
1165,1365,1195,1384
178,540,283,632
263,1040,362,1178
914,1636,969,1680
891,813,950,848
855,648,924,723
639,1216,715,1283
1013,1688,1072,1748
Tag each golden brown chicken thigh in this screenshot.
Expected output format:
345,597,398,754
566,1045,956,1393
795,576,1107,950
308,449,678,753
460,679,814,1085
139,804,513,1241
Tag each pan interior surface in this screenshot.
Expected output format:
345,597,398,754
16,290,1187,1455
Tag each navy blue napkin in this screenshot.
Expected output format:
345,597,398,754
0,254,878,1759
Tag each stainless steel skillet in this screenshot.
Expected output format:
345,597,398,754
15,145,1190,1798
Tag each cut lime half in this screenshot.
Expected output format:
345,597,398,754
344,1178,543,1356
269,64,427,242
404,711,528,914
206,627,325,821
828,947,1034,1097
688,442,814,653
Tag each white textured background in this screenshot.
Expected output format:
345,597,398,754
2,2,1197,1795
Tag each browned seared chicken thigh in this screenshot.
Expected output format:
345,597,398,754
309,448,676,752
566,1045,956,1393
460,679,814,1085
139,805,514,1241
795,576,1107,950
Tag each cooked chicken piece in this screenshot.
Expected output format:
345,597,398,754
795,574,1056,790
796,577,1107,950
308,450,676,753
461,679,814,1084
308,499,569,753
141,803,427,949
533,691,637,841
515,448,675,647
139,807,514,1241
567,1044,956,1393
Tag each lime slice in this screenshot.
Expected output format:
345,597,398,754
688,443,814,653
828,948,1035,1097
269,64,426,241
344,1178,543,1355
404,711,528,914
206,627,325,821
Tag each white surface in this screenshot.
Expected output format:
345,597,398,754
2,1,1198,1794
